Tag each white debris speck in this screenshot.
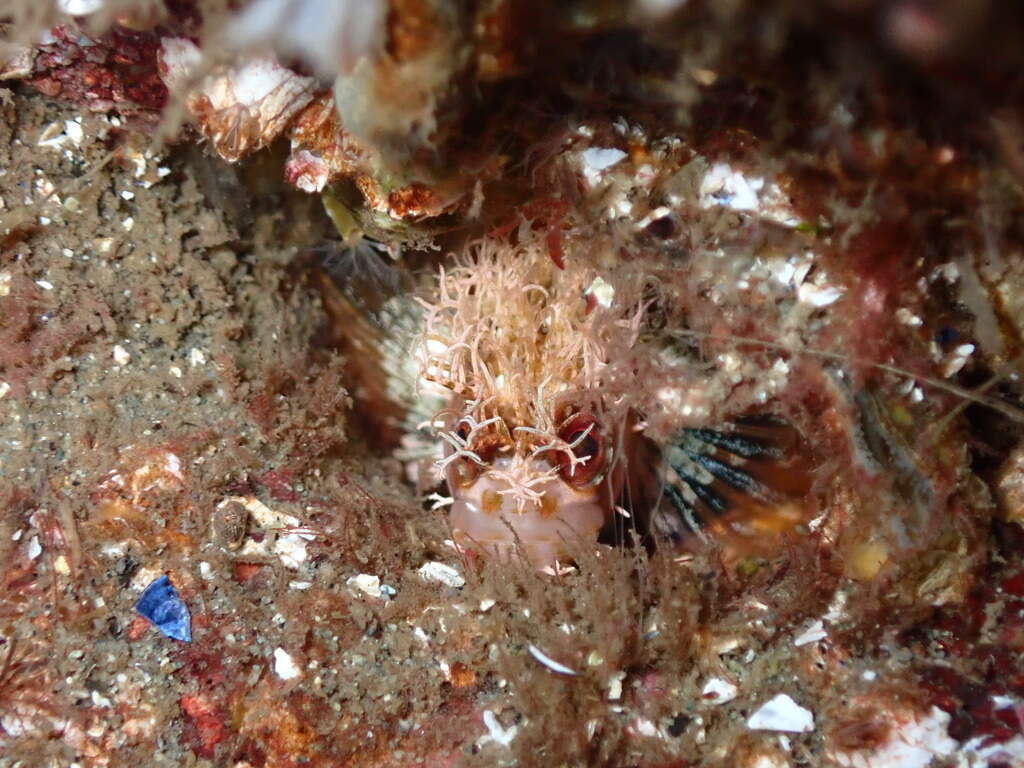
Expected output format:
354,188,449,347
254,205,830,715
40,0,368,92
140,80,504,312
833,707,956,768
0,271,10,296
169,366,183,378
480,710,518,747
188,348,207,366
53,555,71,576
38,119,84,149
584,276,615,308
746,694,815,733
289,580,312,590
35,279,53,291
793,619,827,647
113,345,131,366
700,162,763,211
198,561,213,579
702,677,738,704
527,644,576,676
942,343,975,378
607,671,626,701
0,381,10,401
417,561,465,588
479,598,496,612
273,647,301,680
580,147,627,186
162,452,183,479
895,308,923,327
798,282,844,307
633,718,659,737
346,573,383,599
120,190,135,201
122,216,134,231
26,535,42,560
275,533,310,569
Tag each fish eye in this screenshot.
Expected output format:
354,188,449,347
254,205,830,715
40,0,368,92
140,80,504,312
557,412,605,486
567,431,600,464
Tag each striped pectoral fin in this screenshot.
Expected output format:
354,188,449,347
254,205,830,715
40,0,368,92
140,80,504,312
656,421,814,550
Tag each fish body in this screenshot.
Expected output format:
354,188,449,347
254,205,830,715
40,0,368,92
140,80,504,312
417,232,813,565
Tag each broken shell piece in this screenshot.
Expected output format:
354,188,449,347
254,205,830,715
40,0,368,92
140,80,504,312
346,573,383,599
417,561,465,588
273,647,301,679
793,620,827,647
480,709,518,747
527,644,576,675
159,38,316,162
702,677,738,704
747,694,814,732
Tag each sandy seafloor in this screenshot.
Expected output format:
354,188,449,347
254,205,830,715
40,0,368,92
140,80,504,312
2,34,1024,768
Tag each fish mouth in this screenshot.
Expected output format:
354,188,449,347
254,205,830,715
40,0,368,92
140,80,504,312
448,460,607,566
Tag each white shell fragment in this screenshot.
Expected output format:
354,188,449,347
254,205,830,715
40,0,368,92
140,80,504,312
273,647,301,680
527,644,576,676
700,162,763,211
701,677,738,704
793,619,827,647
607,671,626,701
346,574,383,599
417,561,465,588
480,710,518,748
746,694,815,733
798,282,844,307
584,276,615,309
580,147,627,186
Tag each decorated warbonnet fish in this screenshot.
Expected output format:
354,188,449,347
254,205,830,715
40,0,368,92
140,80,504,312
415,233,815,566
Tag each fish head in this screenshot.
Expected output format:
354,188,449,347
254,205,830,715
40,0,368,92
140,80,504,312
439,394,619,565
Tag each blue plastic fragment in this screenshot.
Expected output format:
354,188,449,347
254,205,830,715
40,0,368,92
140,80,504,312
135,574,192,642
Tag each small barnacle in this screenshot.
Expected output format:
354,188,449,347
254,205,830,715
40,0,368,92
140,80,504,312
159,38,316,163
212,500,248,551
